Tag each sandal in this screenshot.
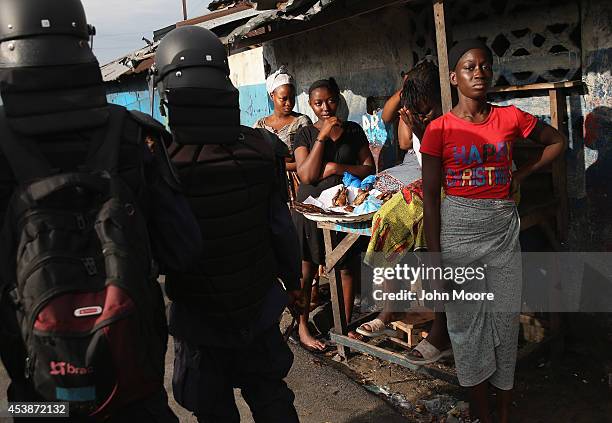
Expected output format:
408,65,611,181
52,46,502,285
405,338,452,365
356,318,402,338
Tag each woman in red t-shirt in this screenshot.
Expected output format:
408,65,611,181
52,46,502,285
420,39,566,423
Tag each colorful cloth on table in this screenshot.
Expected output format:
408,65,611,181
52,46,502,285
365,179,439,267
373,150,421,194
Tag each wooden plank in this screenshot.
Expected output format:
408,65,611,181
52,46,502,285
489,80,582,93
325,233,360,270
549,88,569,242
317,221,338,231
433,0,452,113
323,228,347,359
329,332,459,385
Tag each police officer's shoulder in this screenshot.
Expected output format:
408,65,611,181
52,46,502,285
241,126,289,161
127,110,172,148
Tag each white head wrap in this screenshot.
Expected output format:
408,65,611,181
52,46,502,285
266,66,295,95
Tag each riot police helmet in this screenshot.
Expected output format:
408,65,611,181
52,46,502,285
152,26,234,93
0,0,97,68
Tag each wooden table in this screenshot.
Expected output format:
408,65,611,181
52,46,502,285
316,219,459,384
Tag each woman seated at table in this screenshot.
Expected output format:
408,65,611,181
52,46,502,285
292,77,375,351
358,61,453,366
375,59,440,193
254,66,312,203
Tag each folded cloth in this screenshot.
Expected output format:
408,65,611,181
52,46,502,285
353,195,382,215
342,171,362,188
373,152,421,194
365,180,444,267
360,175,376,191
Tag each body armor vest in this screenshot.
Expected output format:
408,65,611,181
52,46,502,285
165,127,278,328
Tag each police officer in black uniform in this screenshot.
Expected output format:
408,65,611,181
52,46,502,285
0,1,201,421
153,26,303,423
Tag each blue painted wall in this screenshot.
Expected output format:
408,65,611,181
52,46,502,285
105,76,165,123
237,82,272,127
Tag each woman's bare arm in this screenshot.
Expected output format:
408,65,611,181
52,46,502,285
422,152,446,299
382,89,402,123
512,121,567,192
332,144,375,179
295,117,341,184
398,118,414,151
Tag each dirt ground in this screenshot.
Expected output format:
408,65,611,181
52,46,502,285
312,310,612,422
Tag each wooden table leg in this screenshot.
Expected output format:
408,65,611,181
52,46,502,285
323,228,348,359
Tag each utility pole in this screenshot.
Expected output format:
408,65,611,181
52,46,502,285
182,0,188,20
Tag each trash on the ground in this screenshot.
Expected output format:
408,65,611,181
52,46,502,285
390,392,412,410
363,384,390,396
420,394,457,415
363,384,412,410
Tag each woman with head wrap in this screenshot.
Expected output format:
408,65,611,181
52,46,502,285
420,39,566,423
254,66,312,203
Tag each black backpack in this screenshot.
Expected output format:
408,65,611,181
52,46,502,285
0,105,166,419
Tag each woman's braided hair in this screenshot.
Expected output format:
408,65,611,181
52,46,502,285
400,61,441,112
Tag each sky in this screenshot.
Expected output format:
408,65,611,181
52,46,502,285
81,0,212,65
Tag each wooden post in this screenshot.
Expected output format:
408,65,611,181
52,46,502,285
182,0,188,21
433,0,453,113
549,88,569,242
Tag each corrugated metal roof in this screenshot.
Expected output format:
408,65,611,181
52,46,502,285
177,2,253,27
195,7,263,30
100,0,332,82
227,0,328,44
100,42,158,82
100,61,132,82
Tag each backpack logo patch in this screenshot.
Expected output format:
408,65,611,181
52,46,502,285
50,361,94,376
73,306,103,318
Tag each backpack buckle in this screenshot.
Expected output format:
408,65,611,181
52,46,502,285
82,258,98,276
8,287,20,306
76,215,86,230
24,356,32,379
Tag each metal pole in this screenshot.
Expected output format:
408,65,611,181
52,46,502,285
182,0,188,20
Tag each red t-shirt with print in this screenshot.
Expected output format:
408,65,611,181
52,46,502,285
420,105,538,199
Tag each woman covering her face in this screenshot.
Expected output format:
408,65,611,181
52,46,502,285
291,77,375,351
254,67,312,203
420,39,566,423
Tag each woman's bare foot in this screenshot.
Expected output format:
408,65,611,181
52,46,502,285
298,325,327,351
348,331,364,341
